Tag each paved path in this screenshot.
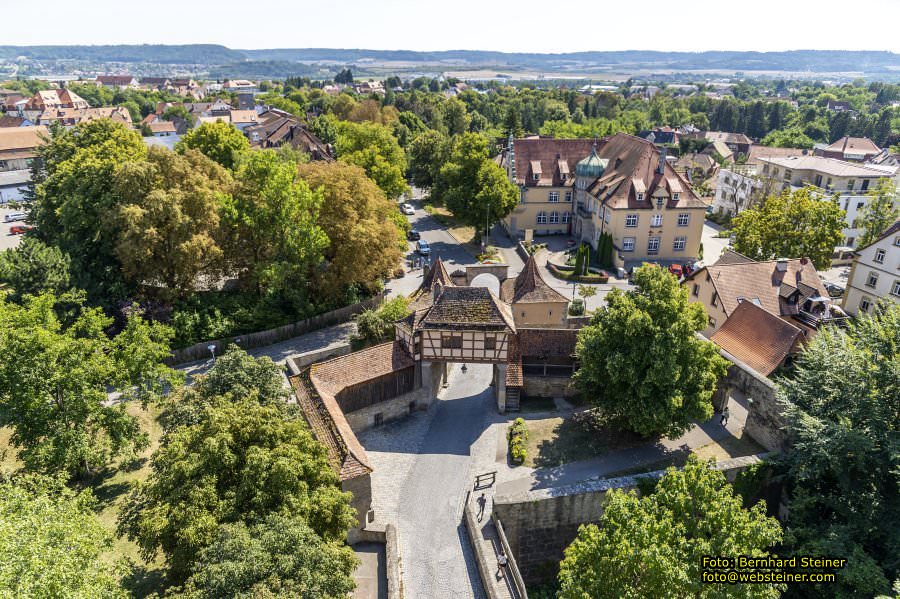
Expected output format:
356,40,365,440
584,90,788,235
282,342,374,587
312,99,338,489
360,364,508,599
498,393,751,497
701,220,730,264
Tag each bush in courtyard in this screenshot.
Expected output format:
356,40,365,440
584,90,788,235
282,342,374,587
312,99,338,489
508,418,528,464
568,298,585,316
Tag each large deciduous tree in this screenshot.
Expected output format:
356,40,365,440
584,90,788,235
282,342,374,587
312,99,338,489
856,179,899,249
297,161,402,301
119,398,355,582
176,120,250,170
407,129,450,189
731,187,845,270
0,474,126,598
225,150,328,307
0,294,178,477
334,120,408,198
574,265,728,437
113,147,232,297
558,457,783,599
0,237,71,301
779,304,900,597
174,514,358,598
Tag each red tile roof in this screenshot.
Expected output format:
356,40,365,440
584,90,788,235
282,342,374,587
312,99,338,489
310,341,415,398
501,255,569,304
711,300,804,375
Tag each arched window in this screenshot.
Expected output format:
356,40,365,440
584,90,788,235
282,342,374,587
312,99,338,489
536,211,548,224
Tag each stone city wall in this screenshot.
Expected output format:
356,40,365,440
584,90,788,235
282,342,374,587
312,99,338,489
493,454,770,584
523,375,577,399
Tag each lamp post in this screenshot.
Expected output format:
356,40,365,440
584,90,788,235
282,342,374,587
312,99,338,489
207,344,216,362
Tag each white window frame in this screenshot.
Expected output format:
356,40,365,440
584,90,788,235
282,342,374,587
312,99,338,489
637,192,645,202
564,191,573,202
562,212,570,223
548,191,560,203
673,236,686,251
651,214,663,227
892,280,900,297
536,211,548,224
647,237,660,254
874,249,886,264
622,237,635,251
549,211,560,224
677,213,690,227
656,196,664,207
860,297,871,313
673,192,680,201
866,272,879,288
625,214,638,228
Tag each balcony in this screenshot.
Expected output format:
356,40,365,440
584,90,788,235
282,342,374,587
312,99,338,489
792,297,850,328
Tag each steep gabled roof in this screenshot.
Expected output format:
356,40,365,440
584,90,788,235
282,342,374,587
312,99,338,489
501,255,568,304
711,300,804,376
419,286,515,331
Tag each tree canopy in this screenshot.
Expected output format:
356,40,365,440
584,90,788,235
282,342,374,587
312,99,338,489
558,457,783,599
334,120,408,198
0,293,178,477
0,237,71,301
176,120,250,170
0,474,126,598
856,179,899,249
574,265,728,437
731,187,846,270
779,304,900,597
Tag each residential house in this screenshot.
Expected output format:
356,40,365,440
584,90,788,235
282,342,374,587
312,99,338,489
815,136,882,162
826,99,854,113
20,89,89,122
501,134,707,268
244,108,333,160
684,252,841,338
139,77,171,91
148,121,176,137
757,155,900,248
0,91,26,114
712,146,810,216
96,75,139,89
673,152,718,183
229,109,259,131
842,220,900,316
38,106,132,128
354,80,385,95
222,80,258,94
500,255,569,328
0,125,48,203
709,300,805,376
0,115,29,128
686,131,753,158
638,126,680,147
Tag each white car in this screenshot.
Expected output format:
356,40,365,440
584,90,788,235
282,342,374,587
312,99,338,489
400,203,415,215
3,211,26,223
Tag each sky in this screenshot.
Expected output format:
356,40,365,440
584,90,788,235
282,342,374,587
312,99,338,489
5,0,900,53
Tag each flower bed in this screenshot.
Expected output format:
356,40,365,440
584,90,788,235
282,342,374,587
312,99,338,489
508,418,529,465
547,262,609,283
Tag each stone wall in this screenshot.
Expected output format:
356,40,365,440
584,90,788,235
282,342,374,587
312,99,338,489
493,454,770,584
343,473,374,544
343,360,445,433
523,375,577,398
714,346,787,452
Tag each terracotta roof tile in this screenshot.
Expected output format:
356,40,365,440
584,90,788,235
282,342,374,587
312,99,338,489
420,286,515,330
501,255,568,304
310,341,414,398
516,328,578,359
711,300,804,375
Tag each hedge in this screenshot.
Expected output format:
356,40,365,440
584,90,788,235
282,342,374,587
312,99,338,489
546,262,609,283
508,417,529,465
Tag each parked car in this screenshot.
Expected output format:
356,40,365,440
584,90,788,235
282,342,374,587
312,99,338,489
407,229,421,241
823,282,845,298
415,240,431,255
400,203,415,215
3,211,26,223
668,263,684,278
8,224,32,235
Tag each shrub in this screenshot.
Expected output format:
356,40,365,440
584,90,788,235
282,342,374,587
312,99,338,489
508,417,528,464
353,297,411,346
568,298,585,316
392,267,406,278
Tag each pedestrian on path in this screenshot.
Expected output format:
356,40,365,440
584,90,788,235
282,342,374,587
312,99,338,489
720,406,730,426
497,553,508,578
476,493,486,521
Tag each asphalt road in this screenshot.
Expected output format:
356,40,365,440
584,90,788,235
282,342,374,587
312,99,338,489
0,207,27,251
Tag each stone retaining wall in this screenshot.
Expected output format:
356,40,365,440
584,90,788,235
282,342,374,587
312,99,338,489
493,454,771,584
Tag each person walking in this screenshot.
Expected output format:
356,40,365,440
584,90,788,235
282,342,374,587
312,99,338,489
476,493,487,521
720,405,730,426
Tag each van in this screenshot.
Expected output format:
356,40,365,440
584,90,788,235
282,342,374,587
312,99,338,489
3,211,26,223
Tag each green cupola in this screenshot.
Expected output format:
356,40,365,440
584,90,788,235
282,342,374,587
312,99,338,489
575,146,607,178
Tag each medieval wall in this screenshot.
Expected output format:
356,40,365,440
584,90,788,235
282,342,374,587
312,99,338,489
493,454,769,584
343,361,446,432
523,375,577,398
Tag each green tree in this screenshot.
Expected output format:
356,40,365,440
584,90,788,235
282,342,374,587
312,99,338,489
574,265,728,437
119,398,355,582
761,127,816,149
30,119,147,301
0,474,126,598
297,161,402,301
779,305,900,597
856,179,899,248
407,130,450,189
0,294,178,477
113,147,232,298
225,150,328,305
353,297,410,346
0,237,71,301
175,514,358,599
334,68,354,84
334,120,408,198
558,457,783,599
176,120,250,170
732,187,846,270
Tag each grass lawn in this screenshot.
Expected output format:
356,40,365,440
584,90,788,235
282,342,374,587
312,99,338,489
522,415,644,468
1,404,168,597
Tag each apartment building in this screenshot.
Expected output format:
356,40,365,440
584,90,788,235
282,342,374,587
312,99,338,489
501,134,706,268
843,220,900,316
757,155,900,248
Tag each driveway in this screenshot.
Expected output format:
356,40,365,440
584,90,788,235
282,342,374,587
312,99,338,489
0,207,27,251
701,220,730,264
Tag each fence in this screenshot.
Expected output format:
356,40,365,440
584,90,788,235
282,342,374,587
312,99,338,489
167,293,384,365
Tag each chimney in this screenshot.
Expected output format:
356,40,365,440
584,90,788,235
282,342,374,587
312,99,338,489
657,147,667,174
775,259,788,272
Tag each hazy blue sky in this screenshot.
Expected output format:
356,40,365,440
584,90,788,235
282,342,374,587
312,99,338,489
7,0,900,53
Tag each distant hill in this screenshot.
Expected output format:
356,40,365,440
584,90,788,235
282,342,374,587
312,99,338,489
2,46,899,77
0,44,244,64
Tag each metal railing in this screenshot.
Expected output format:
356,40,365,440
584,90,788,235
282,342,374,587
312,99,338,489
492,512,528,599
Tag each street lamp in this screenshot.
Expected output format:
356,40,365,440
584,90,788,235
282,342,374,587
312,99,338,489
207,344,216,362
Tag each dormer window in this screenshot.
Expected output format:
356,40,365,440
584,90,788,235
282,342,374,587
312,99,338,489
673,192,680,201
657,196,664,207
637,192,645,202
533,173,540,181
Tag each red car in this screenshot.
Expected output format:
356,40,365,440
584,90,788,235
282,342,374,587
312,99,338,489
9,225,33,235
668,264,684,278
